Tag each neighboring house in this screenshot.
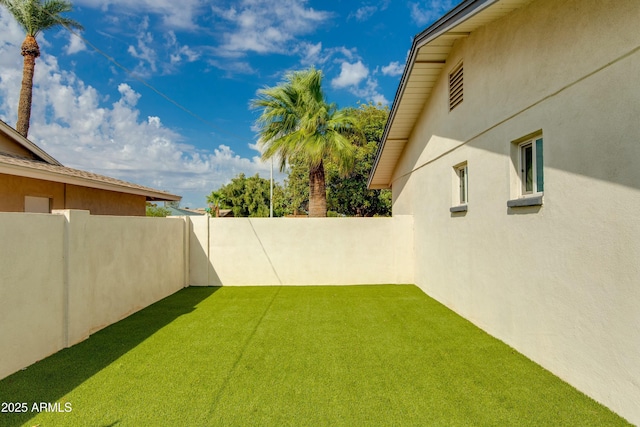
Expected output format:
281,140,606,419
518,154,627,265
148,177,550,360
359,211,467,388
0,120,180,216
165,206,204,216
216,209,234,217
369,0,639,423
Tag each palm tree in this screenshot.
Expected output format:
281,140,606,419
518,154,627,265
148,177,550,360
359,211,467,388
0,0,83,137
206,190,226,217
252,68,360,217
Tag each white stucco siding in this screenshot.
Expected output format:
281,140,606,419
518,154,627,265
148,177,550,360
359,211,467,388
0,211,188,380
0,213,66,381
199,216,414,286
392,0,640,423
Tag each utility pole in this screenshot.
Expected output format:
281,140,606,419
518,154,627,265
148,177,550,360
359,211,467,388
270,157,274,218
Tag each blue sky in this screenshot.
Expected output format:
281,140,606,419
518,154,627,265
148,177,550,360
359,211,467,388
0,0,460,207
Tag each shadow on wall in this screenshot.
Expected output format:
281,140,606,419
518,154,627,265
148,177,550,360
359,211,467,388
0,287,218,427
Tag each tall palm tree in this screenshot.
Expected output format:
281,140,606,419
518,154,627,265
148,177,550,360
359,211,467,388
0,0,83,137
252,68,360,217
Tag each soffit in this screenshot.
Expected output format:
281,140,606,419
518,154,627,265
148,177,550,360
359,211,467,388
368,0,535,189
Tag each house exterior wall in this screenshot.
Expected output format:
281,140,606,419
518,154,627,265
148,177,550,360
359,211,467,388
189,216,414,287
0,174,146,215
0,173,65,211
65,184,146,216
0,210,187,380
390,0,640,423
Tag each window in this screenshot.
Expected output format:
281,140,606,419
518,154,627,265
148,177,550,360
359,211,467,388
519,137,543,195
451,162,468,213
457,163,468,204
508,134,543,207
449,63,463,111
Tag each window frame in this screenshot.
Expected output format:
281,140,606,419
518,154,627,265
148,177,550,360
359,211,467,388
451,162,468,213
508,133,543,208
457,163,468,205
519,140,536,195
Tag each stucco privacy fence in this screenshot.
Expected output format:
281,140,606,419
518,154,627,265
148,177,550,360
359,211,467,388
2,207,637,424
0,210,187,380
0,211,414,380
188,215,414,287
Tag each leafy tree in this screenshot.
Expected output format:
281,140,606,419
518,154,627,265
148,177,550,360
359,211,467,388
146,202,170,217
282,154,309,215
208,173,286,217
252,68,361,217
326,103,392,217
0,0,83,137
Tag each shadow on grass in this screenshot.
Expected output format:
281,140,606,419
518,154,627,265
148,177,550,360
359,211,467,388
0,287,219,427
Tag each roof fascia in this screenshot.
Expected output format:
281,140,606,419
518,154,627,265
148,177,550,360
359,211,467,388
0,162,181,202
367,0,498,189
0,120,63,166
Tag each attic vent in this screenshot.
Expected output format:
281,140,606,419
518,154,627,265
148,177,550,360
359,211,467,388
449,63,463,111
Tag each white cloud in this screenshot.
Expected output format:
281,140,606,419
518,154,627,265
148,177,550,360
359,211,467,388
73,0,204,30
297,42,323,66
410,1,458,26
121,18,200,76
294,43,359,69
0,10,276,207
330,60,388,106
381,61,404,76
352,78,389,106
212,0,331,57
331,61,369,89
165,31,199,65
348,1,390,21
65,33,86,55
127,17,158,76
351,6,377,21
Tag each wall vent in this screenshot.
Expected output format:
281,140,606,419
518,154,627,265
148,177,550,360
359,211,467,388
449,63,463,111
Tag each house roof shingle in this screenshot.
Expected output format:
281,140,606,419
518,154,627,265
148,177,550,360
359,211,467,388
0,152,180,201
0,119,180,202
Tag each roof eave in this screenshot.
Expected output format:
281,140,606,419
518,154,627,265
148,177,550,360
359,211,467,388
367,0,498,190
0,120,63,166
0,162,181,202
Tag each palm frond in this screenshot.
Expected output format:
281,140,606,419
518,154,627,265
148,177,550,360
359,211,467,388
0,0,83,36
251,66,363,178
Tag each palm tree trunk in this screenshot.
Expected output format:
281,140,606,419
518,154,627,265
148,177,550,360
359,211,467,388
308,160,327,217
17,35,40,138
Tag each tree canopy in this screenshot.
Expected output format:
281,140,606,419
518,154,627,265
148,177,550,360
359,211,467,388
207,173,286,217
251,68,361,217
284,103,392,217
145,203,170,217
206,103,391,218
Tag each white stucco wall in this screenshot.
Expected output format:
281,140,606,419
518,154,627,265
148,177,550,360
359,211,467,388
0,213,66,381
389,0,640,423
60,210,187,344
0,210,187,380
189,216,414,286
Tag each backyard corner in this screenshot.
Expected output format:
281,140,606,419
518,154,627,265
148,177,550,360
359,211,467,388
0,285,630,427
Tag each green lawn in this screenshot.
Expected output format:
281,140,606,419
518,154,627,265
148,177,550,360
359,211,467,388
0,285,629,426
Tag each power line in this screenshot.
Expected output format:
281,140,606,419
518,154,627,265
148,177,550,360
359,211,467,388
55,20,253,144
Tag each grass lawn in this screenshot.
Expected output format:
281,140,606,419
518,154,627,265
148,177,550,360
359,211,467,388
0,285,630,426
